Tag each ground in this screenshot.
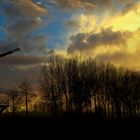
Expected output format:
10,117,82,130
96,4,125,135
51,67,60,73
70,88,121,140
0,116,140,139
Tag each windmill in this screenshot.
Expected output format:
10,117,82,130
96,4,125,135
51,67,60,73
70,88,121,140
0,40,20,113
0,40,20,57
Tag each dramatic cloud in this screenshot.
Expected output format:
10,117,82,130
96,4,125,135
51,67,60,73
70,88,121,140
0,0,48,55
0,54,47,66
95,49,140,70
0,53,48,88
3,0,48,17
49,0,95,10
118,0,132,3
3,0,47,37
65,20,80,28
52,0,115,9
95,51,131,63
122,1,140,15
0,0,140,88
19,35,48,55
68,27,132,53
5,17,43,38
0,64,41,88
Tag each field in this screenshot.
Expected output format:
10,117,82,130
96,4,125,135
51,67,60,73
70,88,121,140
0,113,140,139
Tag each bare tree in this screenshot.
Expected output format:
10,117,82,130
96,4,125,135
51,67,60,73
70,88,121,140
39,56,140,119
19,80,32,117
7,88,20,117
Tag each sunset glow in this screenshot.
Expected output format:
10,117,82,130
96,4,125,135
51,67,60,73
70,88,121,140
0,0,140,86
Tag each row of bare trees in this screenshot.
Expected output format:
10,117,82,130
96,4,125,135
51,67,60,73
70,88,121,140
39,56,140,119
1,56,140,120
5,80,32,117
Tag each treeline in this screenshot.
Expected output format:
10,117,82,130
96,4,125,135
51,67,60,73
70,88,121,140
0,80,33,117
1,56,140,120
39,56,140,119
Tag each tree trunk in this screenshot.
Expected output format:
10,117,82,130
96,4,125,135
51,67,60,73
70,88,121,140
26,92,28,117
12,97,15,118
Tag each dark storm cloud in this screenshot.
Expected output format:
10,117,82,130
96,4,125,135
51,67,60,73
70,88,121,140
68,27,132,53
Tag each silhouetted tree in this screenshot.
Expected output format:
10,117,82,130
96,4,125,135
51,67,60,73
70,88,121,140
39,56,140,119
19,80,32,117
7,88,20,117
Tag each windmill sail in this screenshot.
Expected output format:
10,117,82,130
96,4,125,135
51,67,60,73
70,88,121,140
0,41,20,57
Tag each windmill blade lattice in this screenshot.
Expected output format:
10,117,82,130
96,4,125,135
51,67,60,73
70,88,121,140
0,41,20,57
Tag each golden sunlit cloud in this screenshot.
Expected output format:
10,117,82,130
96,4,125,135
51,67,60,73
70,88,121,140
66,2,140,70
106,12,140,32
79,14,96,33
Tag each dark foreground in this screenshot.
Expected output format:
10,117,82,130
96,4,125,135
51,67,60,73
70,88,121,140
0,116,140,139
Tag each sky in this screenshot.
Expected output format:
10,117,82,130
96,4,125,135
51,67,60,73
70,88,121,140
0,0,140,88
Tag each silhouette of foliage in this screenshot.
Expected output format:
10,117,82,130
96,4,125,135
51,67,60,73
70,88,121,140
39,56,140,119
